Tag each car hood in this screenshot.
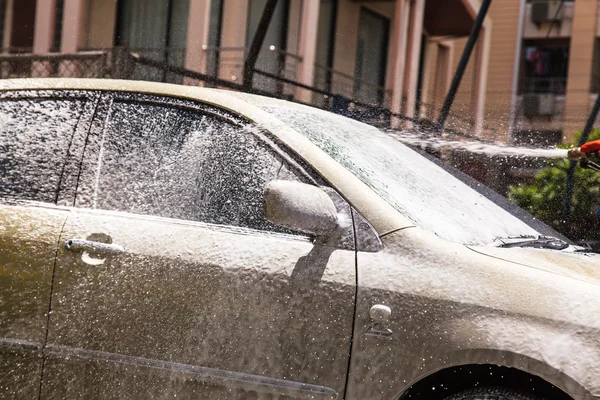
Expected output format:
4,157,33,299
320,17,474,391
467,245,600,284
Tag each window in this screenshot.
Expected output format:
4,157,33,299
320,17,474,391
116,0,190,83
313,0,337,107
0,97,85,203
354,8,389,106
519,39,569,95
81,98,308,233
205,0,224,79
51,0,65,52
246,0,289,93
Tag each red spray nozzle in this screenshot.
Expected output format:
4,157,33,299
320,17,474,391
568,139,600,160
580,139,600,154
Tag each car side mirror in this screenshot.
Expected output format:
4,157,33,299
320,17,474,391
264,180,339,237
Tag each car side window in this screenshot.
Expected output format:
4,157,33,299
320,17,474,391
80,97,311,234
0,96,85,203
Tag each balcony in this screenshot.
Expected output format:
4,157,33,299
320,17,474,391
515,77,566,134
519,76,567,95
523,0,574,39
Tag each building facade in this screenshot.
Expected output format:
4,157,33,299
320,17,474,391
513,0,600,145
448,0,600,146
4,0,600,146
0,0,491,135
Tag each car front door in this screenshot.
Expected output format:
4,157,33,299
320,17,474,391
42,93,357,399
0,91,97,399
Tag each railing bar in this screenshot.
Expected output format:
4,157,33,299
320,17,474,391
253,68,331,96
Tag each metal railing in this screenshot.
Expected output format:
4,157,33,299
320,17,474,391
518,76,567,94
202,45,300,97
314,63,391,108
0,47,488,138
0,51,109,79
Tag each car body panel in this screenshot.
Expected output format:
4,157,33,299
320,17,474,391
468,244,600,284
348,227,600,400
43,207,356,399
0,202,67,399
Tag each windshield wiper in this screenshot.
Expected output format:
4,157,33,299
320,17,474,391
495,235,569,250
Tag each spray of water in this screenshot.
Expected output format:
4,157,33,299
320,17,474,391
385,130,569,159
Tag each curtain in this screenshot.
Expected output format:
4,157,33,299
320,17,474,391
117,0,189,66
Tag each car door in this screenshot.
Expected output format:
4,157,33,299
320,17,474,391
0,90,97,399
42,93,357,399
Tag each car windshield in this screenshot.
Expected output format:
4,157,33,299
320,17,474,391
231,93,551,245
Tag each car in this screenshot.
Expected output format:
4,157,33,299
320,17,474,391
0,78,599,400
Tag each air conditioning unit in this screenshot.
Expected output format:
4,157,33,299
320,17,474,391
531,1,563,25
523,93,555,117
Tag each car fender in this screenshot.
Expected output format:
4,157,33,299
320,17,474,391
441,317,600,399
350,227,600,400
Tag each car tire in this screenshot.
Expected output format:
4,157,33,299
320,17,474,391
442,387,543,400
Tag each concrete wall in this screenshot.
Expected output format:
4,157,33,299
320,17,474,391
483,0,521,141
218,0,248,82
445,37,474,133
83,0,117,49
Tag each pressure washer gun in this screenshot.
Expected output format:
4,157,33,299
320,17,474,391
568,140,600,172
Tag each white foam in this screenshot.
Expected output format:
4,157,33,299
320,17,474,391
386,130,569,159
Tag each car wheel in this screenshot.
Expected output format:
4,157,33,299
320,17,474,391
442,387,543,400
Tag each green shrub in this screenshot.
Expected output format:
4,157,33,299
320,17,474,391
508,129,600,240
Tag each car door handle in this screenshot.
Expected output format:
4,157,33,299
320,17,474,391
65,239,124,255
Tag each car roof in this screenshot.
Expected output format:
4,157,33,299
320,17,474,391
0,78,412,236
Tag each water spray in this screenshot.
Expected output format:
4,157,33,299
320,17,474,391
567,140,600,172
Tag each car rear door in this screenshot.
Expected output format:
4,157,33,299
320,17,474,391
42,92,357,399
0,90,97,399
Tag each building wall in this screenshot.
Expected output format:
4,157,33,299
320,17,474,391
84,0,117,49
563,0,599,142
438,0,519,141
483,0,521,141
507,0,600,143
421,0,599,143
